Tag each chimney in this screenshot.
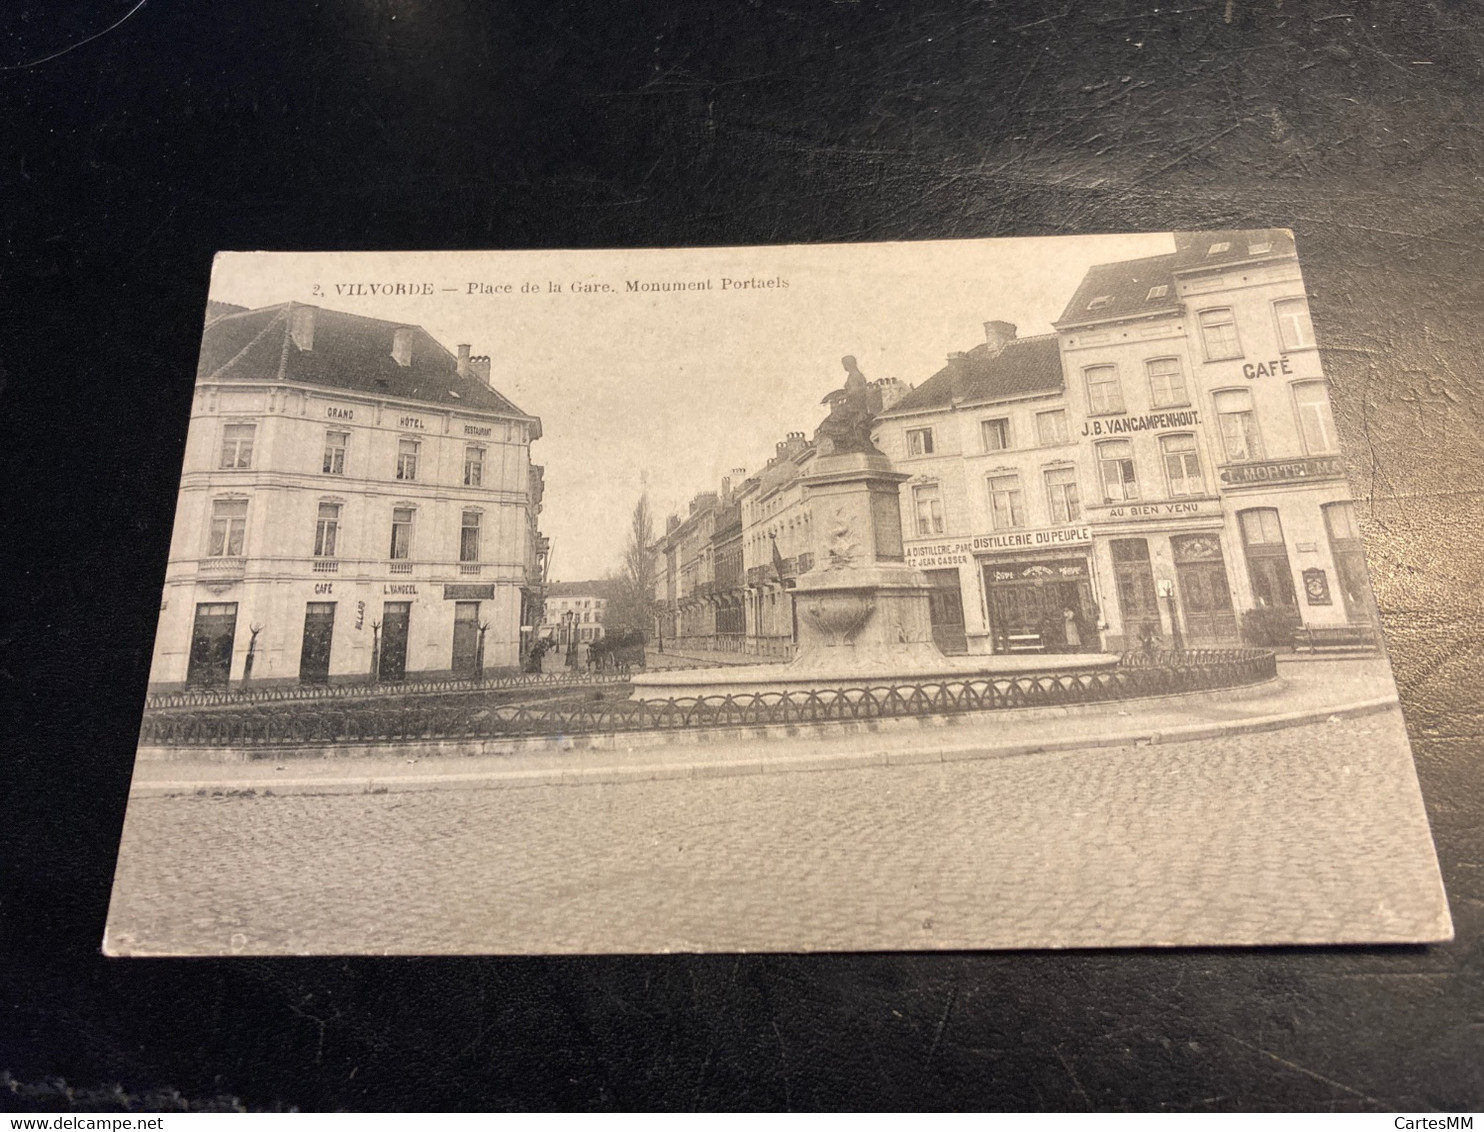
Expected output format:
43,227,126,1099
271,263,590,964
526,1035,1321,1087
289,305,315,352
456,344,471,377
983,321,1017,354
720,475,731,498
667,514,680,533
470,355,491,386
391,327,414,367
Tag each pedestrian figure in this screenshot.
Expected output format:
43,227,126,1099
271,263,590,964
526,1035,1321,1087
1139,618,1157,659
1063,608,1081,650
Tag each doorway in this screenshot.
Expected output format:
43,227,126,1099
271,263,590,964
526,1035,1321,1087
982,558,1096,652
923,568,967,654
452,601,481,677
1171,534,1238,642
380,601,411,682
186,601,238,687
1238,509,1300,626
299,602,335,684
1111,538,1161,644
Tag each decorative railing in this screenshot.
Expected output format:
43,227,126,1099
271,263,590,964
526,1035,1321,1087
146,669,636,710
197,556,246,576
138,650,1276,747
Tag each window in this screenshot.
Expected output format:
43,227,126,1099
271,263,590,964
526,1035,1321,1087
1292,381,1338,454
208,498,247,557
396,439,419,481
1085,365,1124,415
980,418,1011,452
389,507,414,560
1099,440,1138,502
1274,297,1316,351
1240,508,1285,546
322,431,348,475
1160,434,1204,497
987,474,1025,530
1044,467,1080,523
1198,308,1242,361
1324,499,1361,542
219,423,255,469
1248,241,1273,256
1146,357,1187,407
911,483,945,536
906,428,935,456
463,445,485,487
1087,295,1113,311
1214,389,1263,461
1146,285,1169,301
1036,409,1069,446
1207,241,1231,255
459,510,481,562
313,502,341,557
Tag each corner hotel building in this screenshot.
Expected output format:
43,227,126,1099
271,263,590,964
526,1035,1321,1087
876,229,1373,654
148,301,545,690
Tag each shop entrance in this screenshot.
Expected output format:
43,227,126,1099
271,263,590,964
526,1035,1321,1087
299,602,336,684
1238,509,1301,628
982,558,1097,653
1171,534,1238,642
379,601,411,682
923,568,967,655
1323,501,1376,624
451,601,481,677
186,601,238,687
1111,538,1161,644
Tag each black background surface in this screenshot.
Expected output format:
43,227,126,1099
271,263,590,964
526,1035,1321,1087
2,0,1482,1112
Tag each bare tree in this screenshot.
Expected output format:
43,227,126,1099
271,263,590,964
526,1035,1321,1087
607,493,658,638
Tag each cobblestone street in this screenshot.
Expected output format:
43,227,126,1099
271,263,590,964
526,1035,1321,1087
107,709,1449,955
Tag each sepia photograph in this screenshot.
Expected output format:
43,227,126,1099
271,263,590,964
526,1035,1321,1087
104,232,1452,956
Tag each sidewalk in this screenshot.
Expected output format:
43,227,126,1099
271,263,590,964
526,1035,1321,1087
128,658,1402,797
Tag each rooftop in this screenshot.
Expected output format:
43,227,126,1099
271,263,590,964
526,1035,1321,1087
1056,228,1297,329
880,334,1063,415
196,301,536,421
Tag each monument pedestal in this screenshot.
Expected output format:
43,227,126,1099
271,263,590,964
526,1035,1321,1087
629,450,1117,700
787,450,941,672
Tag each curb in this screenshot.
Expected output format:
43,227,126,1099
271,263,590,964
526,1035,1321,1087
128,694,1401,799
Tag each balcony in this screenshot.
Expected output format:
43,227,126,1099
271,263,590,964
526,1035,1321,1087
311,559,340,574
458,562,483,576
388,561,414,575
197,556,246,579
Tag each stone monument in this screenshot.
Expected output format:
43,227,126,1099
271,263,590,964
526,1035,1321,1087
788,356,944,674
628,357,1116,700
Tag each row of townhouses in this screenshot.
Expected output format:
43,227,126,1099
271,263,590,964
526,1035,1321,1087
651,229,1373,658
149,301,548,690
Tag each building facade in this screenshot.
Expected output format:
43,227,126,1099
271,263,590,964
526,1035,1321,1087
537,583,608,645
876,229,1370,655
149,301,545,690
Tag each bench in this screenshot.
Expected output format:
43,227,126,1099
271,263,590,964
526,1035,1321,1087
1004,632,1045,654
1292,624,1381,653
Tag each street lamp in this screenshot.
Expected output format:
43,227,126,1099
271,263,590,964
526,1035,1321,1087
564,610,577,669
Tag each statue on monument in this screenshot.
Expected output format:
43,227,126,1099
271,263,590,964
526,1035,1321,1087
815,355,885,457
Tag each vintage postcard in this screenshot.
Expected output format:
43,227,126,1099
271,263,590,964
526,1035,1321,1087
106,234,1452,955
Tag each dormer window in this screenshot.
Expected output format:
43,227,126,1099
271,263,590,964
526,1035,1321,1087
1248,241,1273,256
1086,295,1113,311
1207,241,1232,255
1145,285,1169,300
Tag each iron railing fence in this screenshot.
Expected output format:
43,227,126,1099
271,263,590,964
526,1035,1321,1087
138,650,1276,748
149,649,816,711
